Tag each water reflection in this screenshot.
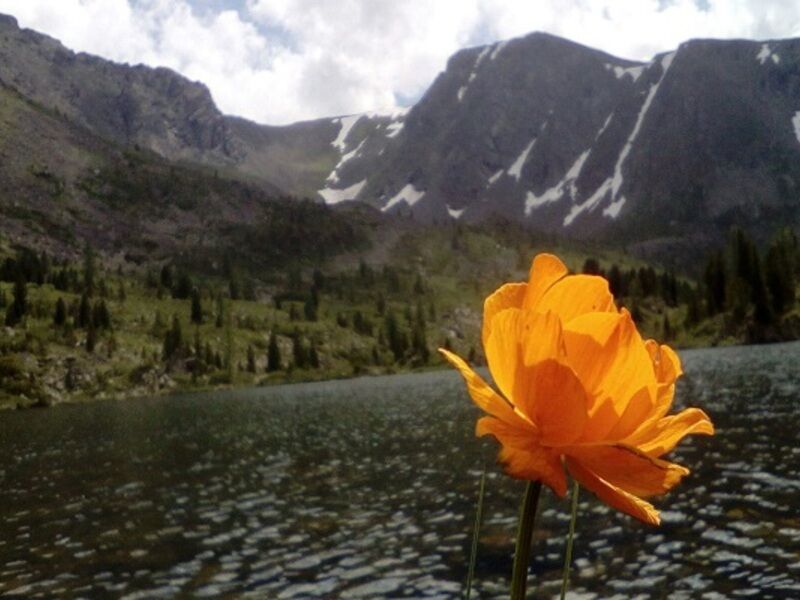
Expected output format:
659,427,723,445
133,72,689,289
1,342,799,598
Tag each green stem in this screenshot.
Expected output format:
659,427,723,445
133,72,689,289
559,480,580,600
465,464,487,600
510,481,542,600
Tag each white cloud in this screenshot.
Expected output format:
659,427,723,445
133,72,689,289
0,0,799,125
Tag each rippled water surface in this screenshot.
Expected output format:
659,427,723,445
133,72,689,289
1,342,800,598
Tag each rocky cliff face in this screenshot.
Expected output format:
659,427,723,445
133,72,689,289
0,14,241,165
2,12,800,248
325,32,800,246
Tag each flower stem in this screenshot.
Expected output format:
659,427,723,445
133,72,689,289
559,480,580,600
465,463,487,600
510,480,542,600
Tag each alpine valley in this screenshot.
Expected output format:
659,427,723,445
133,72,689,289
1,13,799,407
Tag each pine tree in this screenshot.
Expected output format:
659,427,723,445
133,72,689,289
77,293,91,328
309,341,320,369
376,293,386,315
215,294,224,328
228,276,241,300
304,289,318,321
174,273,193,299
160,264,173,289
92,300,111,330
54,297,67,327
384,311,407,362
190,288,204,324
246,344,256,373
86,321,96,354
765,235,796,315
4,276,27,326
204,342,214,367
703,251,727,315
267,332,281,372
685,290,701,328
163,315,183,361
83,241,95,297
413,272,425,295
607,265,623,297
582,258,601,275
292,331,308,369
662,314,673,340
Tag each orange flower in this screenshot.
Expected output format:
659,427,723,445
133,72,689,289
441,253,714,525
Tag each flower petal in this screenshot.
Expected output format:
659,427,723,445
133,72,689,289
485,307,565,408
482,283,527,348
438,348,530,429
535,274,617,324
477,416,567,496
565,457,661,525
521,253,568,312
563,309,656,442
485,309,588,444
644,340,683,385
633,408,715,457
564,444,689,498
522,360,589,446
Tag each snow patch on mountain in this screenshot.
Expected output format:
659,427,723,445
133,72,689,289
507,138,537,181
525,149,590,215
458,46,493,103
385,120,404,138
319,179,367,205
792,112,800,144
447,205,465,219
331,115,361,150
382,183,426,212
596,113,614,139
603,195,626,218
606,63,645,82
487,169,504,186
490,40,508,61
564,52,676,226
756,44,780,65
326,138,366,184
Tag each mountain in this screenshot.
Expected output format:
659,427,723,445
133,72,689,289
2,12,800,262
328,33,800,251
0,13,396,201
0,15,370,269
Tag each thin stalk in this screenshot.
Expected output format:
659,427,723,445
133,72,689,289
510,481,542,600
465,464,487,600
559,480,580,600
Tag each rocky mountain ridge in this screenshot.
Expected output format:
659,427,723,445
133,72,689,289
2,12,800,252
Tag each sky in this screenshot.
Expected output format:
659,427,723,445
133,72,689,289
1,1,799,125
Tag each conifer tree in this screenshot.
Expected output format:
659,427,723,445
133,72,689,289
267,332,281,372
83,242,95,297
191,288,204,325
292,331,308,369
309,341,320,369
246,344,256,373
703,251,727,315
163,315,183,361
215,294,224,328
77,293,91,328
4,276,27,326
93,300,111,330
86,321,96,354
54,297,67,327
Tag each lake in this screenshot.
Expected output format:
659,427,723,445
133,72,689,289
1,342,799,598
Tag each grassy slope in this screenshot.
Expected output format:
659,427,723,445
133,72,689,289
1,220,732,410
